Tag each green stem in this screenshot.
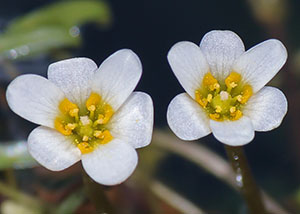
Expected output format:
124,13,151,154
224,145,266,214
4,168,17,188
81,169,115,214
0,181,44,210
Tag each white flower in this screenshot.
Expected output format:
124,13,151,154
6,49,154,185
167,30,288,146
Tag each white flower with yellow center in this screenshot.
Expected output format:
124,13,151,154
167,30,288,146
6,49,154,185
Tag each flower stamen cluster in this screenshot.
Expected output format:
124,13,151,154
195,72,253,121
55,92,114,154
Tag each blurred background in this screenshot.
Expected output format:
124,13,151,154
0,0,299,213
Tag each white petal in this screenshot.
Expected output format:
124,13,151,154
233,39,287,92
243,86,287,131
6,74,64,128
109,92,154,149
91,49,142,111
48,57,98,107
200,30,245,80
28,126,81,171
210,117,255,146
167,93,211,141
82,139,138,186
167,41,210,99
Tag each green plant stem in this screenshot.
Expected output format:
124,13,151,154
0,181,44,210
225,145,266,214
4,168,17,188
152,130,289,214
81,169,115,214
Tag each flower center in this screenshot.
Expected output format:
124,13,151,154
54,92,114,154
195,72,253,121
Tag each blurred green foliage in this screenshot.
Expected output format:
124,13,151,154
54,189,85,214
0,141,36,170
0,0,112,60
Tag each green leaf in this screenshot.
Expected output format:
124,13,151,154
0,0,112,60
0,27,80,59
6,0,112,34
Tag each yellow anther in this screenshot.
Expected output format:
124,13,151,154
213,83,220,90
207,94,213,103
82,135,89,142
195,90,208,108
229,82,237,88
94,114,105,126
86,93,102,120
231,110,243,120
69,108,79,120
88,105,96,112
94,129,113,144
103,104,114,123
59,98,79,115
77,142,93,154
200,99,208,108
225,72,241,89
203,72,219,91
86,92,101,109
93,130,102,138
236,95,243,102
54,118,72,136
215,105,222,113
209,113,221,121
240,85,253,104
100,130,113,144
230,106,236,113
65,123,77,130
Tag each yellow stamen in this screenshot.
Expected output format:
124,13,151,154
82,135,89,142
195,90,207,107
93,130,102,138
236,95,243,102
69,108,79,120
207,94,213,103
225,72,241,89
88,105,96,112
103,104,114,123
209,113,221,120
240,85,253,104
86,92,101,109
94,129,113,144
230,106,236,113
215,105,222,113
54,118,72,136
77,142,94,154
65,123,77,130
94,114,105,126
203,72,219,91
213,83,220,91
100,130,113,144
59,98,78,115
231,110,243,120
